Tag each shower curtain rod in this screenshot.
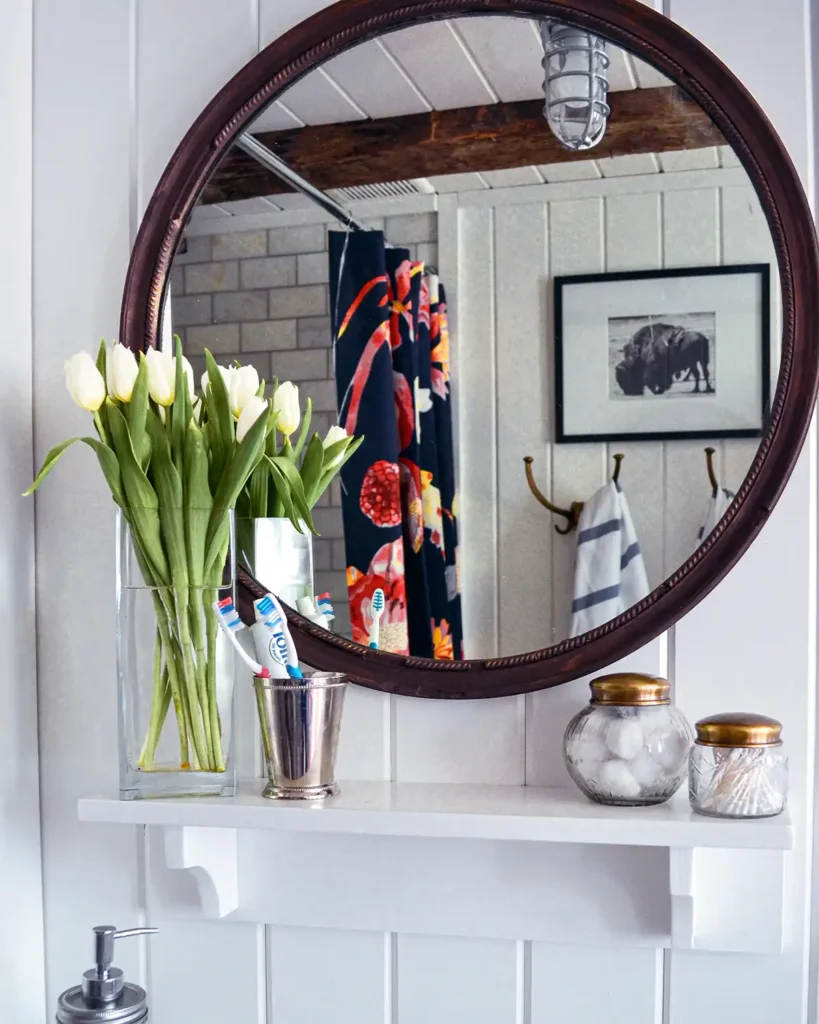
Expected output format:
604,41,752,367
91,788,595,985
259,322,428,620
236,133,438,271
237,133,376,235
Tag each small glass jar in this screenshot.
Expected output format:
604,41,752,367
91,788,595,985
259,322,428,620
563,673,693,806
689,713,787,818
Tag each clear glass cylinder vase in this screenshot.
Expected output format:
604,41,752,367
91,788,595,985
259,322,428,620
117,508,237,799
237,516,314,607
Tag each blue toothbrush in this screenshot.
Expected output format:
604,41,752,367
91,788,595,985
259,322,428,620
368,588,385,649
254,593,304,680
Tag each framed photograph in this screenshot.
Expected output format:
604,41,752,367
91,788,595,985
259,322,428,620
554,264,771,443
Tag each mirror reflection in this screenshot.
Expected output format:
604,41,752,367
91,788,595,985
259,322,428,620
165,15,780,660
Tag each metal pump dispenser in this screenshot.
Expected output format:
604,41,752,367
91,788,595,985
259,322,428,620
56,925,157,1023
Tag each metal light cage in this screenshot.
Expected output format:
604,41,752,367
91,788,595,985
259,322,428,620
540,21,611,152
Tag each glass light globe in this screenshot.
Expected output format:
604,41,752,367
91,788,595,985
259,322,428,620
540,21,610,151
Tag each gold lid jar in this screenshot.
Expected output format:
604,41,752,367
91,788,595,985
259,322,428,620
589,672,670,707
694,712,783,748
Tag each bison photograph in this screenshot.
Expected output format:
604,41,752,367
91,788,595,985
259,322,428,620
609,312,716,399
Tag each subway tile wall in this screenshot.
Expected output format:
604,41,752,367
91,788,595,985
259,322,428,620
172,212,439,640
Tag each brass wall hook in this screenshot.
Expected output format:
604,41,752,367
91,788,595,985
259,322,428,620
523,456,584,535
704,446,719,497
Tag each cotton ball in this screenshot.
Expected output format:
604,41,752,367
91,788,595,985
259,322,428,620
627,749,661,789
655,729,690,771
605,716,644,760
641,707,671,743
598,759,642,799
567,733,607,784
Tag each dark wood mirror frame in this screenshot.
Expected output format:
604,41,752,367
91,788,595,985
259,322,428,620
120,0,819,699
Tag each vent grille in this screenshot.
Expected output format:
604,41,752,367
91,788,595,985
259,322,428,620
327,178,434,202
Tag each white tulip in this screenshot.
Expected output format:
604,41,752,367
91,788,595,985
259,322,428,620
323,425,348,448
181,356,195,401
65,352,106,412
273,381,300,437
145,348,175,407
229,365,260,420
201,364,234,396
106,343,139,402
235,396,267,443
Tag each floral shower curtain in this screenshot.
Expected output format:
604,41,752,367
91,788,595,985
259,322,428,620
329,230,463,659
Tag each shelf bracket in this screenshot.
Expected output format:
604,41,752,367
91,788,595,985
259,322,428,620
669,847,786,953
163,826,239,919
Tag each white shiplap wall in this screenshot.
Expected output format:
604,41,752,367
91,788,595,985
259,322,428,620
31,2,815,1023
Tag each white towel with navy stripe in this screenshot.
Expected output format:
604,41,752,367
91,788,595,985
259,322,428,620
570,481,650,638
695,487,735,550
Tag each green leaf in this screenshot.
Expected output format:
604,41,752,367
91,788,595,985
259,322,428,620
106,399,169,583
171,336,191,474
146,410,188,588
267,454,317,534
312,434,364,507
24,435,125,508
204,401,269,573
299,433,325,507
203,349,234,483
95,339,107,379
248,460,269,519
126,355,151,468
267,459,300,531
293,396,312,459
184,420,212,587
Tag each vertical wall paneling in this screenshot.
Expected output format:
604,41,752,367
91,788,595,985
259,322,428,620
266,926,387,1024
136,0,258,212
34,0,143,1010
531,945,664,1024
1,1,45,1020
134,3,272,1012
397,933,518,1024
455,205,498,657
667,2,814,1022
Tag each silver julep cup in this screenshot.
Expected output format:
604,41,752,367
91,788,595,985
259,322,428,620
254,673,347,799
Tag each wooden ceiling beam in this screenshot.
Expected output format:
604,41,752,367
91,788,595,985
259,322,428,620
201,86,725,206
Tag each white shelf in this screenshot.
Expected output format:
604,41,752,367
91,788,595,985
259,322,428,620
79,783,793,952
79,780,793,850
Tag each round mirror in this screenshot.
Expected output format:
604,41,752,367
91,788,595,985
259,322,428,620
122,0,819,697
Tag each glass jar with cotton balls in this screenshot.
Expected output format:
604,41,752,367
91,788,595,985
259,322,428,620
563,673,693,806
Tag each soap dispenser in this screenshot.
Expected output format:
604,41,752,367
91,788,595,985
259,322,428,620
56,925,157,1023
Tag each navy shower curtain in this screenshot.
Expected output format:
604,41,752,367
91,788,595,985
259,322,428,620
329,230,463,659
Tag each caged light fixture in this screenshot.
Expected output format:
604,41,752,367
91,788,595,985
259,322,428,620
539,21,611,151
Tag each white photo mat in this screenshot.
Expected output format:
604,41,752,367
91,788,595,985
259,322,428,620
556,266,769,441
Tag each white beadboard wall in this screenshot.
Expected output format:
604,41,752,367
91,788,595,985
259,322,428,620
31,2,816,1024
1,2,45,1023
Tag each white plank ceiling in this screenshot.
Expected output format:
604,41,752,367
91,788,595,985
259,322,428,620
195,15,726,220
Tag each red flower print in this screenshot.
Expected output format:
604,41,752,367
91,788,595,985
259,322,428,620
393,371,415,451
347,539,408,654
360,460,402,527
399,457,424,554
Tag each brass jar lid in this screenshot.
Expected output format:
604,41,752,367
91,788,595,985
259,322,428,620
695,712,783,748
589,673,670,706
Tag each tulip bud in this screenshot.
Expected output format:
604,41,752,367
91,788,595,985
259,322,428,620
65,352,106,412
236,396,267,443
273,381,300,437
323,425,348,448
106,343,139,402
229,364,260,420
145,348,175,406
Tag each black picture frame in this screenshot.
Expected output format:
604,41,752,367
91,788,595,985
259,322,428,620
554,263,771,444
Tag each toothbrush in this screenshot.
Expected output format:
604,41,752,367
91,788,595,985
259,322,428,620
296,592,334,631
368,588,385,649
254,593,304,680
213,597,273,678
317,592,335,623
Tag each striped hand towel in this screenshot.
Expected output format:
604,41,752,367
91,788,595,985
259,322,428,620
695,487,735,550
570,481,650,638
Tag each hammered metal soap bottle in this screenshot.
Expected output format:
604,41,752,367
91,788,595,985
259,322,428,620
56,925,157,1023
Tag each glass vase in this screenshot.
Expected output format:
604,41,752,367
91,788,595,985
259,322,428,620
237,516,314,607
117,508,237,799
